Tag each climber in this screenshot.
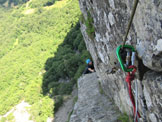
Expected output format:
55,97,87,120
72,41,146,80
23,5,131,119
83,59,95,74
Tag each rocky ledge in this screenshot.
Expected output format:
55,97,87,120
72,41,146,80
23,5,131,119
70,73,120,122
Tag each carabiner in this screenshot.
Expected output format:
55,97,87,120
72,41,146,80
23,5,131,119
116,45,135,72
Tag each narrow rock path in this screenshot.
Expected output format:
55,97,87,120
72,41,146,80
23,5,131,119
54,86,78,122
70,73,120,122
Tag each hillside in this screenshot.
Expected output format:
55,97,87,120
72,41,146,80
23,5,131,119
0,0,58,6
0,0,90,121
0,0,27,6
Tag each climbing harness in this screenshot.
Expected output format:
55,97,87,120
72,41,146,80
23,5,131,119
116,0,141,121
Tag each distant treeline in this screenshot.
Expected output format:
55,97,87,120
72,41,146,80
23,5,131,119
0,0,60,6
0,0,28,5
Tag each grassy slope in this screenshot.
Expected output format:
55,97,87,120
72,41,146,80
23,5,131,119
0,0,81,121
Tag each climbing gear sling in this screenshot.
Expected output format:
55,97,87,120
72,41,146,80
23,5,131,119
125,65,140,121
116,0,141,121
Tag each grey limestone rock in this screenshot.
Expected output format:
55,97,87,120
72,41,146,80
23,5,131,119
70,73,120,122
79,0,162,121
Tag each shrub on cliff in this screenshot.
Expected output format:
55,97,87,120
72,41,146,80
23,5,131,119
85,12,95,39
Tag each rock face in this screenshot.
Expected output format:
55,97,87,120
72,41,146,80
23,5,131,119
70,73,120,122
143,71,162,122
79,0,162,121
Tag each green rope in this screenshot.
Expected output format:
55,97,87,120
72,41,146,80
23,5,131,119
122,0,139,47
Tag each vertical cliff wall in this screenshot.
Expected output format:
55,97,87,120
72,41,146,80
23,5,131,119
79,0,162,121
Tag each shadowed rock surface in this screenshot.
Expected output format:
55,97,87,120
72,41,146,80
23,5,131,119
70,73,120,122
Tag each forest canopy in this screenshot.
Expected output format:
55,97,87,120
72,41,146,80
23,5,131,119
0,0,61,6
0,0,91,121
0,0,28,5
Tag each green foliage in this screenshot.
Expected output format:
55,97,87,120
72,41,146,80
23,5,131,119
73,96,78,105
0,117,7,122
43,0,55,7
0,0,28,6
118,113,130,122
29,0,58,8
42,21,92,113
0,113,15,122
6,113,15,122
29,96,54,122
54,96,63,112
98,81,104,95
67,110,73,122
0,0,83,121
0,0,60,6
85,11,95,39
0,0,6,4
80,14,85,24
50,82,73,96
42,23,91,97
